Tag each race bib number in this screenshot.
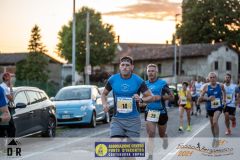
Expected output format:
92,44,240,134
226,94,232,103
196,88,201,94
180,96,187,105
117,97,133,113
146,110,160,122
211,98,221,109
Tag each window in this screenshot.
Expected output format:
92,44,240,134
14,91,28,105
55,88,90,100
214,61,218,70
27,91,40,104
157,64,162,74
39,92,47,101
226,62,231,71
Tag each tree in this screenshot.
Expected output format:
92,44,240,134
57,7,117,72
16,25,49,82
177,0,240,50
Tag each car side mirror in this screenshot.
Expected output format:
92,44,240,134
50,97,55,101
16,103,27,108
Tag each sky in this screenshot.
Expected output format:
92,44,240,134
0,0,182,55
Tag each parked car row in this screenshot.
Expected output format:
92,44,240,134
8,85,111,138
8,83,184,138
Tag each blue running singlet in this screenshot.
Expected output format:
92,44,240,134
107,73,147,118
145,79,167,114
206,84,223,111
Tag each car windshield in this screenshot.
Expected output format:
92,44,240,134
54,88,91,101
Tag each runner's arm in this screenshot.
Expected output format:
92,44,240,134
137,82,154,102
101,82,111,112
186,91,192,101
220,83,226,104
198,85,207,102
162,85,174,101
235,86,240,106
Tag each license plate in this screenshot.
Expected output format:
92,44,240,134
62,114,70,119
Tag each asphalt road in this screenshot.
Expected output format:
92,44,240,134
1,105,239,160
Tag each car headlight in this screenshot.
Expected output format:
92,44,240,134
80,105,88,111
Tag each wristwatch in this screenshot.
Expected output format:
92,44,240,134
140,98,143,103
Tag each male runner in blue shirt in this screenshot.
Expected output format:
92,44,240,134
145,64,173,160
101,56,154,138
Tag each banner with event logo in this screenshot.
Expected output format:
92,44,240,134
0,137,239,160
95,142,145,157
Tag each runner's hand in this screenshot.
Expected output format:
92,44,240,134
209,96,215,101
103,104,109,113
1,111,11,122
133,94,141,102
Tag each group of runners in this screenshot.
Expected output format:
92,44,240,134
1,54,239,160
101,56,239,160
179,72,239,147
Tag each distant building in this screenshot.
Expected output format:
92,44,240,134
0,52,66,85
109,43,239,83
61,64,83,86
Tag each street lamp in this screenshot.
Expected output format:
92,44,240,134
85,12,91,85
174,13,180,84
72,0,76,85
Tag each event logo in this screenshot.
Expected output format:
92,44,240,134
176,139,234,157
0,139,22,158
95,144,108,157
8,139,22,157
95,142,145,157
121,84,130,92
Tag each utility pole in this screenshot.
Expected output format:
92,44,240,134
178,44,182,76
174,13,180,84
85,12,91,85
72,0,76,85
174,37,177,84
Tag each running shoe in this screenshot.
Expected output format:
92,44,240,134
225,129,231,135
186,125,192,132
212,138,219,148
162,136,168,149
178,126,183,132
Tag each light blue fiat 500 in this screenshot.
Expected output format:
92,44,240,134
51,85,110,127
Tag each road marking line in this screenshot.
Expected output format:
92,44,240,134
162,121,210,160
21,128,109,159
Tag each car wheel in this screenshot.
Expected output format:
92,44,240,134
89,112,96,128
103,112,110,123
42,117,56,137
